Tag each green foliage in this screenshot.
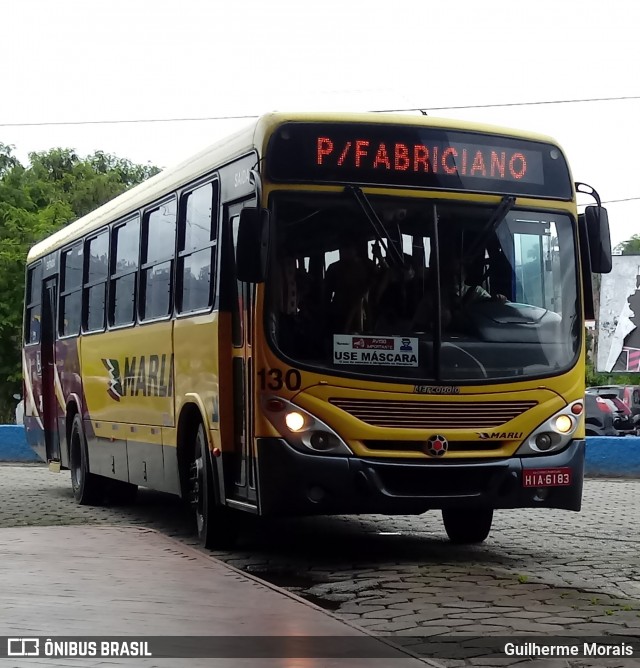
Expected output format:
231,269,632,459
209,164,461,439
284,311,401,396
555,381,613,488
586,360,609,387
0,143,160,420
614,234,640,255
586,359,640,388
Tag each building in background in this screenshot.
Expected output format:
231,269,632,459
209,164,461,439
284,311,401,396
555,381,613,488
597,254,640,372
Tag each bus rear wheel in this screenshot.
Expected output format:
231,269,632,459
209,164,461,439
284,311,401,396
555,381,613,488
69,413,104,505
442,508,493,544
189,423,237,550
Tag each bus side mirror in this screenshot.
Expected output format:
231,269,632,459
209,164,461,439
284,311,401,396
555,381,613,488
583,206,612,274
236,207,270,283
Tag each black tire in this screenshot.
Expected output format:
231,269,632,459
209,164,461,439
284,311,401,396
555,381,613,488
442,508,493,544
189,422,237,549
69,413,104,505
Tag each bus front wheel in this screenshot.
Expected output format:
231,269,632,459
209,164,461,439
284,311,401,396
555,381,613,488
190,423,237,550
69,413,104,505
442,508,493,544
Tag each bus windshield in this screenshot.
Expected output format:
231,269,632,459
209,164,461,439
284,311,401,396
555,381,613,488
266,192,579,383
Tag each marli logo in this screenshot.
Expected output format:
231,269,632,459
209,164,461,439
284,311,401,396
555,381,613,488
102,358,123,401
101,354,174,401
477,431,523,440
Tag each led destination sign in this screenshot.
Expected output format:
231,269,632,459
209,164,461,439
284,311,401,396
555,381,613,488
267,122,572,199
317,137,537,182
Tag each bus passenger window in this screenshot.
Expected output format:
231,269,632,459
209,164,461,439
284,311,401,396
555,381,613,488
113,274,136,326
25,263,43,343
60,243,83,337
179,182,217,313
84,231,108,332
141,199,176,320
110,216,140,327
86,285,106,331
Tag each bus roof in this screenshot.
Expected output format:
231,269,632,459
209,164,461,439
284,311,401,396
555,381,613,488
27,111,565,263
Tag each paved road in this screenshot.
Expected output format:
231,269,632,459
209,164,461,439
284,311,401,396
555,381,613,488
2,464,640,666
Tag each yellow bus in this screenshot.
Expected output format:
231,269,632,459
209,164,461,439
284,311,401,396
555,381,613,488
22,112,612,546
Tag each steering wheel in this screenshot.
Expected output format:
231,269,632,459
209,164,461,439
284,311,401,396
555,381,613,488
440,342,488,379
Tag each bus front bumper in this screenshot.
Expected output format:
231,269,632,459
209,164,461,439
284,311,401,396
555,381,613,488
256,438,584,516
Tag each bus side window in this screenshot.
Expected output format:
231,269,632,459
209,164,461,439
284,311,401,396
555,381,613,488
110,216,140,327
84,231,109,332
141,199,176,321
178,181,217,314
60,243,83,337
25,263,43,343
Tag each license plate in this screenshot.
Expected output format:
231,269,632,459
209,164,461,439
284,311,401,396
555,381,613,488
523,467,572,487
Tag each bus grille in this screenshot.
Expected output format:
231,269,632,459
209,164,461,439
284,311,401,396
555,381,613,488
363,440,506,452
329,398,537,429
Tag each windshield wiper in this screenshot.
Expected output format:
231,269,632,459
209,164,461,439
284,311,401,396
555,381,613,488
346,186,405,267
462,195,515,266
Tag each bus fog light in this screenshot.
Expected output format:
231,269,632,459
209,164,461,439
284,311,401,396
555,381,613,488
535,433,553,451
285,411,305,432
555,415,573,433
308,431,340,451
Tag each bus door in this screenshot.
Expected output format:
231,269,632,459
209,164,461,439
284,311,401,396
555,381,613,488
223,203,257,507
41,277,61,465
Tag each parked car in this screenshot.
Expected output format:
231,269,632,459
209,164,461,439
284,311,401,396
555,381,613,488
586,385,640,419
584,390,639,436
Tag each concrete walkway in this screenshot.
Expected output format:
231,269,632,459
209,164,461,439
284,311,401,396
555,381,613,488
0,525,431,667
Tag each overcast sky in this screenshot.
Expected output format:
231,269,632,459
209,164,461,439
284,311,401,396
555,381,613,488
1,0,638,247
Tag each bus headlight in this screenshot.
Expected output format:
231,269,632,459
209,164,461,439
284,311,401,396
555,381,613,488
261,395,352,456
284,411,305,432
516,400,583,456
555,414,573,434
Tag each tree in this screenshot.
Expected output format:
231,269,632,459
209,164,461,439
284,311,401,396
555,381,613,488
0,144,160,421
614,234,640,255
